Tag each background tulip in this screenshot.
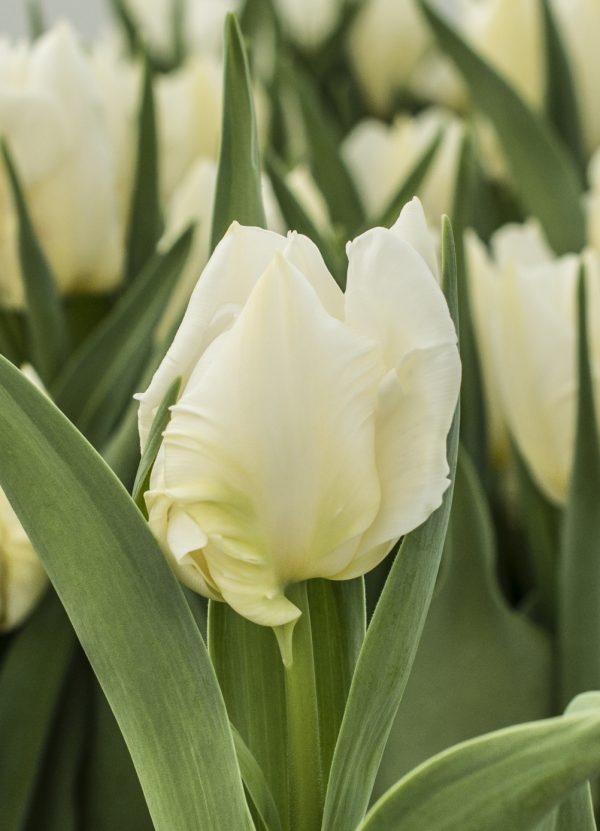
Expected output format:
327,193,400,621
0,24,123,308
466,223,600,503
138,199,461,638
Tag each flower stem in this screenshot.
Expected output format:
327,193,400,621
284,582,323,831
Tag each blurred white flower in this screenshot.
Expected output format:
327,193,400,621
138,199,460,635
121,0,239,61
342,108,464,224
550,0,600,153
272,0,345,49
347,0,465,114
0,24,123,308
466,222,600,503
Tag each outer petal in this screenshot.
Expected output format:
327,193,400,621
333,343,461,578
345,224,457,368
149,254,382,627
137,223,289,449
390,197,440,281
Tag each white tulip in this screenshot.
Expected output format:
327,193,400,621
347,0,465,114
0,491,47,632
272,0,345,49
0,25,123,308
550,0,600,153
465,0,545,110
138,199,460,644
466,222,600,503
121,0,239,60
342,108,464,225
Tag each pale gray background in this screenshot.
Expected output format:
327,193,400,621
0,1,108,36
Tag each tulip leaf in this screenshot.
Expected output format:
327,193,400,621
232,728,283,831
108,0,142,57
133,376,182,512
211,14,267,251
321,217,460,831
369,128,443,231
283,62,365,234
265,153,346,287
24,658,88,831
452,131,487,475
125,57,164,283
0,310,24,365
209,605,289,826
1,140,68,386
541,0,586,178
359,694,600,831
375,447,553,796
0,592,76,831
26,0,45,39
82,682,153,831
558,270,600,705
0,356,252,831
419,0,585,255
52,227,193,449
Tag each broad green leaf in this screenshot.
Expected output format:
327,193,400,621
24,658,88,831
419,0,585,255
0,310,24,365
209,604,289,825
125,57,163,282
361,693,600,831
452,131,487,476
375,448,553,796
265,153,346,286
133,376,182,511
0,592,76,831
539,695,599,831
367,129,443,231
52,228,193,449
82,681,153,831
210,14,267,251
541,0,586,178
558,271,600,705
233,724,283,831
307,579,365,785
1,141,68,385
0,356,252,831
283,62,364,233
321,218,460,831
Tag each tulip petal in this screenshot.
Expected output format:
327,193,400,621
151,254,382,627
333,343,461,579
390,197,440,280
345,224,457,369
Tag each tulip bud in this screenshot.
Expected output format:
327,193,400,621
466,222,600,503
342,108,464,225
272,0,345,49
138,199,461,633
0,24,123,308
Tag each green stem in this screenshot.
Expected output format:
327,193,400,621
284,582,323,831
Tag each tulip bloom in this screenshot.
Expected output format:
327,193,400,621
0,489,47,632
0,24,123,308
138,199,461,632
467,223,600,504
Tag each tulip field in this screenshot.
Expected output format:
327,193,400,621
2,1,600,829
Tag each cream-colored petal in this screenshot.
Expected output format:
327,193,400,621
152,254,383,627
390,197,440,281
137,222,289,450
491,220,554,270
335,343,461,579
283,232,344,319
345,225,457,370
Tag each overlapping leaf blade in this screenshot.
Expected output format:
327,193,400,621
0,356,252,831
